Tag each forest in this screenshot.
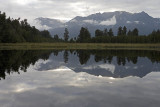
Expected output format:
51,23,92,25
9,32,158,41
0,11,160,43
0,11,63,43
72,27,160,43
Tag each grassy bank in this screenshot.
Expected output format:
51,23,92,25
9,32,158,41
0,43,160,50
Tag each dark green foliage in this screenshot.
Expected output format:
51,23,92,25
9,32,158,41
69,38,75,43
148,29,160,43
77,27,91,43
118,26,123,36
95,29,103,37
118,26,127,36
108,28,114,36
75,26,159,43
0,11,55,43
64,28,69,42
41,30,51,38
1,11,160,43
132,28,139,36
122,26,127,36
69,25,160,43
53,34,59,40
103,28,108,36
87,26,159,43
127,30,132,36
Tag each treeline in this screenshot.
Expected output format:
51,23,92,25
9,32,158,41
67,27,160,43
0,12,63,43
1,11,160,43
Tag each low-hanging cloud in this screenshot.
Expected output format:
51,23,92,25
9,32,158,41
83,19,99,25
100,15,117,26
31,19,52,30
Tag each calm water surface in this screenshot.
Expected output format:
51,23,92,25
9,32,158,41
0,50,160,107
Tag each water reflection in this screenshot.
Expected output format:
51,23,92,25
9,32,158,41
39,50,160,78
0,49,160,79
0,63,160,107
0,50,53,79
0,49,160,107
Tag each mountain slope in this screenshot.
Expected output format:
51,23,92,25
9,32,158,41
33,17,66,30
34,11,160,38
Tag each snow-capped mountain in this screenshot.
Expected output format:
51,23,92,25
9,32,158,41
34,11,160,38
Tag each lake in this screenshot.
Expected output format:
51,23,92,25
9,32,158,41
0,49,160,107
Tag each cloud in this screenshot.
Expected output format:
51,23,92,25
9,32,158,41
0,58,160,107
100,15,117,26
98,64,115,74
31,19,52,30
82,16,117,26
134,21,140,24
127,21,132,24
83,19,99,25
83,64,115,74
0,0,160,24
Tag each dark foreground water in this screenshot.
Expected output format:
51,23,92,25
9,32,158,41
0,49,160,107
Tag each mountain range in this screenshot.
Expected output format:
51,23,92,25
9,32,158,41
33,11,160,38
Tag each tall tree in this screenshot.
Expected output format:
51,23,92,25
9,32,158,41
95,29,103,37
53,34,59,41
117,26,123,36
108,28,114,36
103,28,108,36
64,28,69,42
132,28,139,36
77,27,91,43
41,30,51,38
122,26,127,35
127,30,132,36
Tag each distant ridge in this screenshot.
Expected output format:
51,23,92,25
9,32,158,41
33,11,160,38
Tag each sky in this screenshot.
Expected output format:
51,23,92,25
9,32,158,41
0,0,160,23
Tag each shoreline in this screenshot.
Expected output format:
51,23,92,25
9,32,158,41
0,43,160,50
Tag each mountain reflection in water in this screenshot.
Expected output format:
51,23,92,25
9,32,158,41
0,49,160,79
0,49,160,107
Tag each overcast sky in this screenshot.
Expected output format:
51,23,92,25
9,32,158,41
1,0,160,22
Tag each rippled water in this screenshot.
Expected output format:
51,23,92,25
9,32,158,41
0,50,160,107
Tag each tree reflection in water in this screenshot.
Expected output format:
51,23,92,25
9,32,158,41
0,49,160,79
